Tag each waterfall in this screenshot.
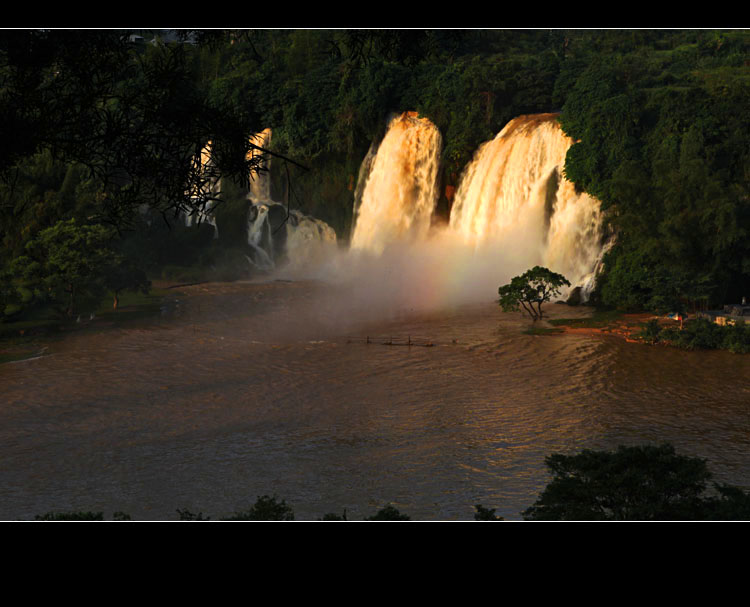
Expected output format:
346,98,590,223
185,141,219,238
343,112,605,307
283,209,339,273
350,112,442,255
246,202,278,270
448,113,604,298
247,128,273,204
350,136,379,242
245,128,277,269
245,128,338,272
246,201,338,272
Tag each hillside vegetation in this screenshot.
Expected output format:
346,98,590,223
1,29,749,323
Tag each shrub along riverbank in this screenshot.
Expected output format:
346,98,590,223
542,308,750,354
638,316,750,353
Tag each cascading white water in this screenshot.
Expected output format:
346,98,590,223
283,209,338,273
245,128,338,272
246,201,338,273
245,129,277,269
350,112,442,255
246,203,277,270
340,112,605,309
350,137,379,242
449,113,604,298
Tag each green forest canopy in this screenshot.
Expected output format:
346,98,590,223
1,29,749,320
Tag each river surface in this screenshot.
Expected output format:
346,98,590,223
2,279,750,521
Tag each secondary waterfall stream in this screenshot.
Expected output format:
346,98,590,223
245,128,338,273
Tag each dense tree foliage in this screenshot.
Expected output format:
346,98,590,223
523,443,750,521
0,30,265,227
556,31,750,311
364,504,411,521
8,218,148,318
473,504,504,521
221,494,295,521
0,30,270,321
1,29,749,321
639,316,750,353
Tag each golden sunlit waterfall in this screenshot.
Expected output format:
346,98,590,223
350,112,442,255
310,112,605,317
247,128,273,203
449,114,604,298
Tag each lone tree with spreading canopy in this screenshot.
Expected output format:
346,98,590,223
498,266,570,322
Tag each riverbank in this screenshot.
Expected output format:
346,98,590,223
528,308,657,344
547,310,656,343
0,283,184,364
546,307,750,354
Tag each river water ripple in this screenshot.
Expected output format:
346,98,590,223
2,280,750,520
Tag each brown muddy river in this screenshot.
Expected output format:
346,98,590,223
2,279,750,520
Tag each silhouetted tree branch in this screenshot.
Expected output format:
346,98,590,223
0,30,291,229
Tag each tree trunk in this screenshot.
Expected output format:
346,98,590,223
521,300,539,322
67,284,75,318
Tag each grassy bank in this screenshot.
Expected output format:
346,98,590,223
547,308,626,330
522,325,565,335
521,309,630,337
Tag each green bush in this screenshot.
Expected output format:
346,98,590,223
523,443,750,521
222,495,295,521
474,504,504,521
176,509,210,521
319,510,348,521
661,318,732,351
637,318,662,343
364,504,411,521
720,322,750,354
640,317,750,353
